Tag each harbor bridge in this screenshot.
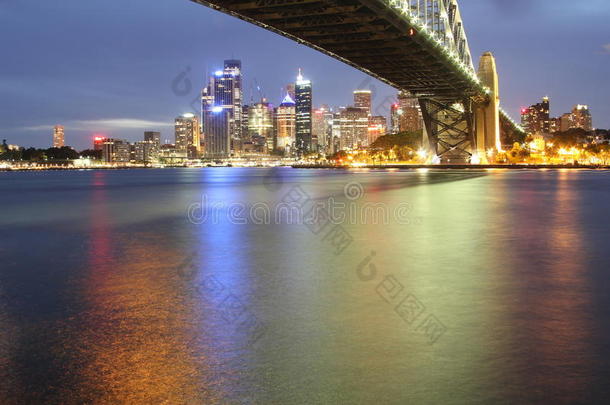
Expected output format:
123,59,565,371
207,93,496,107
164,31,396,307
190,0,524,163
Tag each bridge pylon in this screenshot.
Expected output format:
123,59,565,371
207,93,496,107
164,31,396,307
474,52,502,163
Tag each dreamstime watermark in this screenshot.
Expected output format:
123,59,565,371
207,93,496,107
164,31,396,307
356,252,447,345
176,254,266,347
187,181,422,226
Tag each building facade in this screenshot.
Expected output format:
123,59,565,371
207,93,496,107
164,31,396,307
102,139,130,164
248,99,275,153
53,125,65,148
353,90,372,115
295,70,312,155
276,94,296,152
339,107,369,150
521,96,550,134
175,113,201,158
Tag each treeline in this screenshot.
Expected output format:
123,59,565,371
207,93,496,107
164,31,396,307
0,141,102,161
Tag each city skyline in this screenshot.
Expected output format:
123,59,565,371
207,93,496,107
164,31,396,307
1,0,609,150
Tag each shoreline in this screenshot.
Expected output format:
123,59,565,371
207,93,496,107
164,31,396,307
2,163,610,172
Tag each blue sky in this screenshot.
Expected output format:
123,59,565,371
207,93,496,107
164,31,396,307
1,0,609,149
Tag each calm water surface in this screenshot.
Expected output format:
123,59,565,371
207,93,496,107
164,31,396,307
1,168,609,404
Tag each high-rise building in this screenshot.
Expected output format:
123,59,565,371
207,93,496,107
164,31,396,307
353,90,372,115
248,99,275,153
521,96,550,134
397,91,423,133
53,125,64,148
144,131,161,146
312,106,334,154
175,113,201,158
202,61,243,158
276,94,296,152
339,107,369,150
102,139,130,163
144,131,161,160
93,136,106,151
571,105,593,131
133,141,158,163
223,60,243,142
368,116,387,145
285,83,296,101
295,70,312,155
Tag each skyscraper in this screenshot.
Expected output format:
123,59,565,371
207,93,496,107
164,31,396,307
295,70,312,155
248,99,275,153
175,113,201,158
397,91,423,133
368,116,387,145
339,107,369,150
353,90,372,115
53,125,64,148
202,63,241,158
276,94,296,152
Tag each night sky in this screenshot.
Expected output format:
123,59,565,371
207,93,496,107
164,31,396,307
1,0,609,150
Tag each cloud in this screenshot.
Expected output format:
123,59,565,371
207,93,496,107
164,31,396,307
16,118,173,132
603,44,610,54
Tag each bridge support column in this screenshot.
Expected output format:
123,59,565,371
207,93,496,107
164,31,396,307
419,98,476,164
474,52,502,163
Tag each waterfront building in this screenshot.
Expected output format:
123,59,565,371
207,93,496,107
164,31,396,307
571,105,593,131
276,94,296,152
521,96,550,134
53,125,64,148
175,113,201,159
102,139,130,164
93,136,106,151
295,70,312,154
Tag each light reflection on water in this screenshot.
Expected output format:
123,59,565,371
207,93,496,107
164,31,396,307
0,168,609,404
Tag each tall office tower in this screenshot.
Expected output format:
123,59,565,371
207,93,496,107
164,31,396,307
571,105,593,131
312,108,326,152
313,106,334,154
202,66,236,158
175,113,201,158
142,131,161,162
248,99,275,153
276,94,296,152
353,90,372,115
339,107,369,150
390,103,401,134
53,125,64,148
332,110,342,153
368,116,387,145
521,96,551,134
223,59,243,143
295,70,312,155
397,91,423,133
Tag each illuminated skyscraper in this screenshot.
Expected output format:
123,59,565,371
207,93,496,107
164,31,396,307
248,99,275,153
276,94,296,152
368,116,387,145
202,60,243,158
175,113,201,158
295,70,312,154
353,90,372,115
53,125,64,148
339,107,369,150
397,91,423,133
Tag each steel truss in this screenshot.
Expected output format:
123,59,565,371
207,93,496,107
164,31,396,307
419,97,475,163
